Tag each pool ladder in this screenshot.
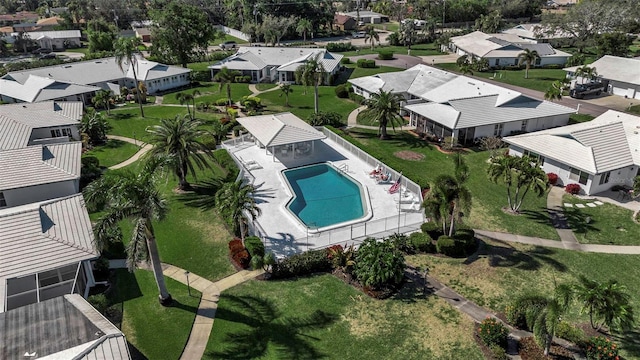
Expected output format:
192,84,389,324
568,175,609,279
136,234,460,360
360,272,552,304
337,163,349,174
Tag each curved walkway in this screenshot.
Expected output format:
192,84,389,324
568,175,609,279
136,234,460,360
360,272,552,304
106,135,153,170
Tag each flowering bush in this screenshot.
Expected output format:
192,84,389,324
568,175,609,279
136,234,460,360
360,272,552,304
478,317,509,348
585,336,619,360
547,173,558,185
565,183,581,195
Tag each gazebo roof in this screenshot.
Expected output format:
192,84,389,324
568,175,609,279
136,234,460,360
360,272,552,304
237,112,326,147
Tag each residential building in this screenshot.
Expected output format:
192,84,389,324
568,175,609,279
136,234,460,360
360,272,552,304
339,10,389,24
0,194,99,312
20,30,82,50
564,55,640,100
0,101,83,150
502,23,572,43
35,16,64,31
447,31,571,68
349,64,575,144
0,294,131,359
135,27,152,43
504,110,640,195
209,47,343,84
334,14,356,31
0,11,38,26
1,56,190,102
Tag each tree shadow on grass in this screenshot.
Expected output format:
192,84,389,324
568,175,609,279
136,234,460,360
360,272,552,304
476,240,567,272
519,207,555,228
347,129,431,150
170,299,199,315
207,295,338,359
562,207,599,235
611,328,640,359
391,266,436,304
110,113,134,121
110,269,144,303
179,177,225,210
128,341,149,360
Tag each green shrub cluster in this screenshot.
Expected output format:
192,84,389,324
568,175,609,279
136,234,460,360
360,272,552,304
212,149,239,179
88,294,110,314
271,249,332,278
244,236,265,258
421,221,443,239
505,296,548,331
354,238,405,289
356,59,376,68
189,70,211,82
489,344,508,360
453,228,477,255
377,50,394,60
409,232,435,253
234,75,251,83
436,236,465,257
585,336,619,360
326,42,355,52
555,320,585,344
215,98,230,106
348,92,365,104
335,84,349,98
478,317,508,348
340,57,352,64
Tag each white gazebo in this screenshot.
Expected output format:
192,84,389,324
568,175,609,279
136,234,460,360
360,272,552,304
237,112,327,161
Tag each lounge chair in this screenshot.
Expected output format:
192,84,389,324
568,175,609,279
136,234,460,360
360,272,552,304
238,156,262,170
376,172,393,184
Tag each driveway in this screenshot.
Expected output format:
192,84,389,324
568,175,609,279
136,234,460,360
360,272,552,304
579,94,640,112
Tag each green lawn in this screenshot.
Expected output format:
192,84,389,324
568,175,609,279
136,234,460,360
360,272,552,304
408,240,640,359
162,82,252,105
256,83,278,91
629,105,640,116
334,127,559,239
258,84,360,122
372,21,400,32
342,43,444,57
65,47,90,54
187,61,213,72
436,63,567,92
563,195,640,246
206,274,483,360
344,63,404,80
84,139,139,168
569,113,595,124
112,269,202,360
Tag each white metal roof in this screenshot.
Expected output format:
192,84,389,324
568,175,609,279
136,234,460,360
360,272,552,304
564,55,640,86
209,47,343,74
237,112,326,147
504,110,640,174
419,75,522,106
22,30,81,40
0,74,100,102
348,64,457,96
0,101,82,150
404,102,460,129
0,142,81,191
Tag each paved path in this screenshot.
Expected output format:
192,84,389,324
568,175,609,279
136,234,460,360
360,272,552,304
106,135,153,170
248,84,281,97
547,186,581,250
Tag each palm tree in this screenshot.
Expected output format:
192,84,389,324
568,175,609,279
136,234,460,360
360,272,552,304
459,63,473,76
91,89,113,115
544,80,563,102
423,154,472,236
190,89,201,119
214,67,241,106
522,287,572,356
296,54,326,114
361,89,404,140
114,37,145,118
146,114,214,191
215,179,262,239
279,84,293,107
518,48,540,79
83,157,172,305
80,108,110,145
364,25,379,50
296,18,313,42
573,276,635,331
487,155,548,213
575,65,598,84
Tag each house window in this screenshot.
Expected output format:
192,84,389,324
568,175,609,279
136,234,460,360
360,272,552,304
523,150,544,165
61,128,71,137
50,129,62,138
494,59,499,66
521,119,528,132
493,123,504,136
0,192,6,207
569,168,589,185
599,171,610,185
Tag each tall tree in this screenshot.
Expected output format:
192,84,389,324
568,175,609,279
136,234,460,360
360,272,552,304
91,89,113,115
595,32,633,57
518,49,539,79
279,84,293,107
176,89,201,119
575,65,598,84
295,54,326,114
364,25,379,50
399,20,417,49
573,276,635,331
296,18,312,42
114,37,145,118
214,67,241,106
87,18,116,52
487,154,549,213
215,179,262,240
150,1,218,68
145,114,214,191
83,157,173,305
260,14,296,46
474,10,502,33
360,89,404,140
80,108,110,145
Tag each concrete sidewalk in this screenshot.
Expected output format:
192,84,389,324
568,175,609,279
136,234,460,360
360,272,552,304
106,135,152,170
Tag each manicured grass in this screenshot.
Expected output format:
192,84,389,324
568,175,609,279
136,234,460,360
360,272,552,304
84,139,140,168
255,83,278,91
436,63,567,92
407,240,640,359
162,82,252,105
342,43,444,57
205,274,483,359
65,47,90,54
355,111,408,127
372,21,400,32
343,63,404,80
187,61,213,72
258,84,360,122
112,269,201,360
629,105,640,116
563,195,640,246
335,127,559,239
569,113,595,124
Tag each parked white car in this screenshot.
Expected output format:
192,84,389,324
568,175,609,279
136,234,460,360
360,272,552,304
352,31,366,39
219,40,237,50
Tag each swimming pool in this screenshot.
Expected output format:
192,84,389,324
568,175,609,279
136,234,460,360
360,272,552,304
283,163,369,229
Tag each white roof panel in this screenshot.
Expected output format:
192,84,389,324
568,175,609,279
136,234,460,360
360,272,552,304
564,55,640,86
237,112,326,147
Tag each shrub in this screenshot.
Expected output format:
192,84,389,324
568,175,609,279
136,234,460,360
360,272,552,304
519,337,548,360
271,249,332,278
232,250,251,269
354,238,405,289
510,296,548,331
389,233,413,254
378,50,394,60
478,317,509,348
326,42,355,52
504,303,525,328
212,149,239,179
542,64,563,69
348,92,365,104
340,57,352,64
308,111,343,127
88,294,110,314
489,344,509,360
189,70,211,82
421,221,443,239
585,336,619,360
565,183,581,195
335,84,349,98
244,236,265,258
556,320,585,344
209,50,234,61
215,98,230,106
356,59,376,68
328,244,356,272
409,232,435,253
436,236,466,257
547,173,558,186
453,229,476,254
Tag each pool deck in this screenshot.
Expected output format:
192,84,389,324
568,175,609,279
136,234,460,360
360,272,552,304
225,136,424,257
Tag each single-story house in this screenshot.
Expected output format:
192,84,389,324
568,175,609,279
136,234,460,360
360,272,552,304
546,0,578,7
0,194,99,312
1,56,191,99
12,22,38,32
563,56,640,100
18,30,82,50
504,110,640,195
209,47,343,84
0,294,131,359
0,142,82,208
135,27,152,43
339,10,389,24
447,31,571,67
0,11,38,26
0,101,83,150
0,74,101,103
502,23,572,43
35,16,64,31
334,14,356,31
349,64,575,144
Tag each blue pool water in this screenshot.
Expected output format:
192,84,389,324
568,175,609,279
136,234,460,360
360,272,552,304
284,163,365,228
